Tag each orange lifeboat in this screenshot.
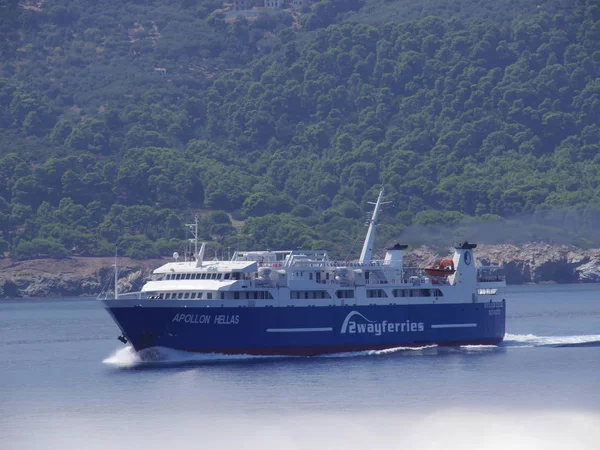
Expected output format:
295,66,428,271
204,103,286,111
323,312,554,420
424,258,455,278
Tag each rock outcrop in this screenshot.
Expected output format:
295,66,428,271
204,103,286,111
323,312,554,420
0,256,166,299
401,243,600,285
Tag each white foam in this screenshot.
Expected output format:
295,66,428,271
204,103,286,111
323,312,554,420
320,345,436,358
368,345,438,355
102,345,141,367
503,333,600,347
102,344,442,367
460,344,498,351
102,345,283,367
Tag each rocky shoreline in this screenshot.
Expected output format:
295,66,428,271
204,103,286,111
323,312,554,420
0,257,165,299
405,243,600,285
1,243,600,298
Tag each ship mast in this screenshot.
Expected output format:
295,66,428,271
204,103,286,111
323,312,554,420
186,215,199,259
359,189,388,263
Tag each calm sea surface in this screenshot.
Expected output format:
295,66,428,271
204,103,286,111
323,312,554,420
1,284,599,450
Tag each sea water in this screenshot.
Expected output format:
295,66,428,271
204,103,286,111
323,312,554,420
0,284,599,450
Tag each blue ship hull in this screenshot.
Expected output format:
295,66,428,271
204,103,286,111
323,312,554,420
106,301,506,356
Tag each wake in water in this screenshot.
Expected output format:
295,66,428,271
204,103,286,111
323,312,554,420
502,333,600,348
103,333,600,367
102,344,438,368
319,345,438,358
102,346,283,367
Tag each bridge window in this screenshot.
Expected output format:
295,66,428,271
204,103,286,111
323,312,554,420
207,293,212,300
224,273,231,280
477,288,497,295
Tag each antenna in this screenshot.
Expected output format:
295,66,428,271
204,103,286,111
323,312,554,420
185,215,199,259
359,189,391,263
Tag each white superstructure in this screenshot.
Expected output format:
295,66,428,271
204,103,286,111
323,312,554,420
113,190,506,308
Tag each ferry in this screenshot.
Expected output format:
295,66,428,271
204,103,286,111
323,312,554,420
101,190,506,357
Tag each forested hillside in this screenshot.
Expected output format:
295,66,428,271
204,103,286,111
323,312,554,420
0,0,599,259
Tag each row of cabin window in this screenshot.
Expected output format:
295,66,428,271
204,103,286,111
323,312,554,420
340,289,443,299
290,290,331,299
233,291,274,300
392,289,443,297
153,292,217,300
164,273,244,281
151,291,274,300
151,288,443,301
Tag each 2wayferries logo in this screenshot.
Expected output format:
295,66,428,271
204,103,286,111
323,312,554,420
340,311,424,336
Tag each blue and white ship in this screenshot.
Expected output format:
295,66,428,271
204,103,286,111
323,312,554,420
101,190,506,357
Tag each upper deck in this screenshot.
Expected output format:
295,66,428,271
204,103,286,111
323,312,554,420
108,190,506,306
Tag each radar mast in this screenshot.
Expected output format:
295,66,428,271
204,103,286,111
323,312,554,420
185,215,199,259
359,189,390,263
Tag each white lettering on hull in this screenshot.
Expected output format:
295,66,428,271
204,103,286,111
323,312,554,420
172,314,240,325
340,311,424,336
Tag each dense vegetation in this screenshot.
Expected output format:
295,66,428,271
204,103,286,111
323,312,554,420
0,0,599,260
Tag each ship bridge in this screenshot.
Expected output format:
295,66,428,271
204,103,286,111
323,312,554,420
153,260,258,275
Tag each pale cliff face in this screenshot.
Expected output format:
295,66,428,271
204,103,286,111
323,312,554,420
0,257,164,298
402,243,600,285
